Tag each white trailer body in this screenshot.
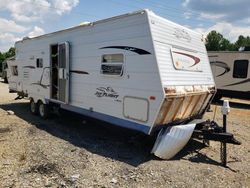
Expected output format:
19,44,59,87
6,59,20,92
208,51,250,100
9,10,215,135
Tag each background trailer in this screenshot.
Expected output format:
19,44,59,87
209,51,250,100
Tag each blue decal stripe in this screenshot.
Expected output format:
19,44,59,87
100,46,151,55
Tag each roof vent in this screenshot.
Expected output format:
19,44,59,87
79,22,91,26
22,36,30,40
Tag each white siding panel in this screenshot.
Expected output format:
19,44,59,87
148,12,214,87
15,11,165,129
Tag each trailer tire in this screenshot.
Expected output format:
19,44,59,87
30,99,38,115
38,101,49,119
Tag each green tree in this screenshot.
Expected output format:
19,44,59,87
234,35,250,50
220,38,234,51
0,47,15,62
205,31,250,51
205,30,224,51
0,47,15,72
5,47,15,58
0,52,5,63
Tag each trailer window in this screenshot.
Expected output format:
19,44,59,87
11,66,18,76
101,54,124,76
233,60,248,78
36,58,43,68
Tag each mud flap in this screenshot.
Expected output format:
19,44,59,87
151,124,196,159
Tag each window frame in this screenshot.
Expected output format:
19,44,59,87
100,53,124,77
11,66,18,76
233,59,249,79
36,58,43,68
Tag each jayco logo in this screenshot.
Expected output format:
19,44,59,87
95,87,119,99
173,28,191,42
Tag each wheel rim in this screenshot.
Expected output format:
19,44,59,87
39,103,44,117
30,101,36,113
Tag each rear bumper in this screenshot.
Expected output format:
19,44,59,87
152,85,215,133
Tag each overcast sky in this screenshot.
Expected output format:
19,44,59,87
0,0,249,51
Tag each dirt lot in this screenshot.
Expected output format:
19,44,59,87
0,80,249,188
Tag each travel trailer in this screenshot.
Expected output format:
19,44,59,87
208,51,250,100
1,57,15,83
3,57,16,83
0,60,8,83
7,58,20,93
8,10,240,160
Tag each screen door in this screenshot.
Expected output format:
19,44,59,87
58,42,70,103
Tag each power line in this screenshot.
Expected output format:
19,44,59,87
133,0,201,16
107,0,182,19
107,0,214,25
16,0,214,26
125,0,214,24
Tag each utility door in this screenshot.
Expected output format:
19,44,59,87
51,42,70,103
58,42,70,103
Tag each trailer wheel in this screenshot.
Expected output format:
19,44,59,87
38,101,49,119
30,99,38,115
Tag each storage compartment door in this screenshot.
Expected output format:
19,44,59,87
123,97,149,122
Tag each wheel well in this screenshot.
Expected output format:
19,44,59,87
37,99,43,105
29,97,46,104
29,98,41,104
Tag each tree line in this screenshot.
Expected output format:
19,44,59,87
205,30,250,51
0,47,15,63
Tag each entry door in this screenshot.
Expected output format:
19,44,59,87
58,42,70,103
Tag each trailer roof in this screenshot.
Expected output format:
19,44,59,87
16,9,149,44
17,9,203,45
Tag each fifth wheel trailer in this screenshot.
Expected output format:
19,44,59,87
208,51,250,100
8,9,240,160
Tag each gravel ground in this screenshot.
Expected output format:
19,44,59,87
0,80,249,188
